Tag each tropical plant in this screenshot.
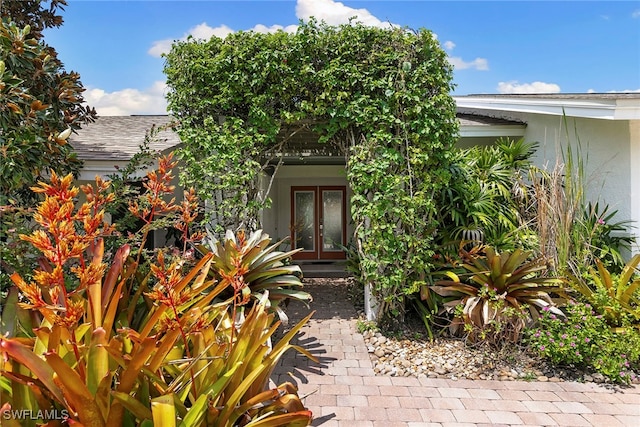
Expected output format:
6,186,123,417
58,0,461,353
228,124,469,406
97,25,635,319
436,138,538,254
0,167,315,426
429,247,564,346
568,255,640,329
198,229,312,326
580,202,635,271
104,123,167,247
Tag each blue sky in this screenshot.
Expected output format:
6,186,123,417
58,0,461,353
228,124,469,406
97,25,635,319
43,0,640,115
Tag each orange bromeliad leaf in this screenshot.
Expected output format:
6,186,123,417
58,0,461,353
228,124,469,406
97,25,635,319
0,338,66,405
46,352,105,426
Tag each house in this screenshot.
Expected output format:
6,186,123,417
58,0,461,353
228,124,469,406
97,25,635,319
455,93,640,253
70,115,180,181
69,112,525,274
69,93,640,264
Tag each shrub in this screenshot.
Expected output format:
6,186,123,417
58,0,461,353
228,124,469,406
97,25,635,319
436,138,539,253
528,301,640,384
0,165,315,425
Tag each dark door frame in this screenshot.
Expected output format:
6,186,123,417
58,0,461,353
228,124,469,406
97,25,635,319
290,185,347,260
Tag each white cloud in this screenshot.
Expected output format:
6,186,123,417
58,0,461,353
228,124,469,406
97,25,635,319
443,40,455,51
147,22,300,58
295,0,395,27
632,9,640,18
608,88,640,93
497,81,561,94
588,88,640,94
252,24,299,34
448,56,489,71
84,81,168,116
148,23,234,57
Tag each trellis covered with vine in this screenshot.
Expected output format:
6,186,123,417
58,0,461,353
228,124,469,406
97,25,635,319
164,19,459,321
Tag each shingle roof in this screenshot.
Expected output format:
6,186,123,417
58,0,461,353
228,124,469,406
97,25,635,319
69,115,179,161
70,114,524,161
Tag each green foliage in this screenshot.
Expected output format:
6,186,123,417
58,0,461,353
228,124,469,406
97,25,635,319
0,204,35,295
436,138,538,252
429,247,564,346
356,319,378,334
0,1,95,294
568,255,640,328
531,120,635,277
1,0,68,38
0,15,95,200
580,202,635,271
528,301,640,384
164,19,458,322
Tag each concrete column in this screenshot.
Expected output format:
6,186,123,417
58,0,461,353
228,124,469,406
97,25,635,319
629,120,640,254
364,283,379,321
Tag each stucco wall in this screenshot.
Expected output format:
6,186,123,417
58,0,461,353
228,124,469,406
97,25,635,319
517,113,632,225
261,165,352,249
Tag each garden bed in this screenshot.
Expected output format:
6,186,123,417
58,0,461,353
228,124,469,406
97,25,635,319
361,329,640,385
343,278,640,385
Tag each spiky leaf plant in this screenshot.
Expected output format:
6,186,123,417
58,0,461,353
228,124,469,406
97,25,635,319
568,254,640,330
430,247,564,345
199,229,312,325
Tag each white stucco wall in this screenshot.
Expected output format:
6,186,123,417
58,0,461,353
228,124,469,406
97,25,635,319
261,165,352,249
516,113,632,225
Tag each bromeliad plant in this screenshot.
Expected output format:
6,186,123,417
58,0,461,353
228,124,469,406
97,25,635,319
199,229,312,326
429,247,565,346
0,166,315,425
568,254,640,330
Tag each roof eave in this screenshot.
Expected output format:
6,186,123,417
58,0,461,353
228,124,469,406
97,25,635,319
460,124,526,138
454,96,640,120
78,159,161,181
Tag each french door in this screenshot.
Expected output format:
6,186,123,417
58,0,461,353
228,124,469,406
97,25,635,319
291,186,347,260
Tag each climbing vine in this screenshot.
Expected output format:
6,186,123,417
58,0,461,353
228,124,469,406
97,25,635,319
164,19,458,321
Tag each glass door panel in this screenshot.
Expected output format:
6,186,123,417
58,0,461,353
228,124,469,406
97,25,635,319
292,188,317,259
321,190,344,252
319,186,346,259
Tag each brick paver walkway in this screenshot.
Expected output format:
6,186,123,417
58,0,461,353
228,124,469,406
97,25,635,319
271,279,640,426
